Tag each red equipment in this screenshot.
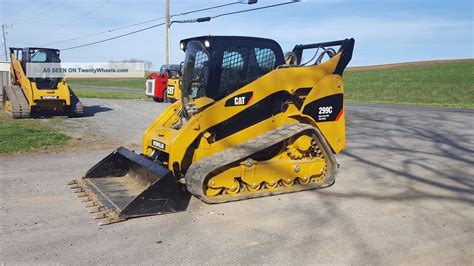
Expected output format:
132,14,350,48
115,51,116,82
145,72,169,102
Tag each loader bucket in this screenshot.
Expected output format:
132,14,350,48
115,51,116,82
69,147,190,225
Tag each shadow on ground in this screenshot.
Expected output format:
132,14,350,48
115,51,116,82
82,105,113,117
330,106,474,204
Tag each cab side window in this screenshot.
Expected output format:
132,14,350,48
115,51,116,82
217,47,276,100
219,50,245,97
255,48,276,72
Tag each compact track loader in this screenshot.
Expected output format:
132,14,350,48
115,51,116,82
2,47,83,118
165,75,181,103
69,36,354,225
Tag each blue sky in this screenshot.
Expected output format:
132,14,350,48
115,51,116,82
0,0,472,68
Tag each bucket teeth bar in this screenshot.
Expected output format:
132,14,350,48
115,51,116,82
85,201,97,207
93,213,106,219
81,196,93,202
88,206,102,213
76,192,88,197
68,179,121,225
73,188,84,193
67,147,190,225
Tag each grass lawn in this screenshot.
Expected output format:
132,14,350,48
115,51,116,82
73,88,148,100
69,60,473,108
69,77,145,90
0,113,69,154
345,61,474,108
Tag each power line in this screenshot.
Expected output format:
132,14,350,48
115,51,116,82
40,1,246,47
24,1,108,46
60,1,300,51
61,22,166,51
1,0,301,55
170,1,243,18
170,1,299,24
51,1,108,31
40,16,166,47
212,0,300,19
9,0,68,25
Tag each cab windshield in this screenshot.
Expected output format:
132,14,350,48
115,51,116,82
181,41,210,101
29,48,61,89
159,65,181,78
29,48,60,63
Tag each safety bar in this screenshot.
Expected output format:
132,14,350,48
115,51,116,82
291,38,355,75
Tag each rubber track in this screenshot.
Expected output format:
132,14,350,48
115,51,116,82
3,86,30,118
185,123,338,203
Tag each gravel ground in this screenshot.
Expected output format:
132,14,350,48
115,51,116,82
1,100,473,264
55,98,169,148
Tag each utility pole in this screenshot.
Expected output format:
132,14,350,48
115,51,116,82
165,0,170,64
2,24,9,61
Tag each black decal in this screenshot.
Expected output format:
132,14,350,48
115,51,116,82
303,93,343,122
225,92,254,107
210,91,291,140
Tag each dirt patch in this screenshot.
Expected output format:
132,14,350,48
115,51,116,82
16,196,57,205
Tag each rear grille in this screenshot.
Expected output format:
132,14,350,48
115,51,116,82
35,100,65,110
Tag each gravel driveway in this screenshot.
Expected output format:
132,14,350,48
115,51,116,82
56,98,169,148
1,100,473,264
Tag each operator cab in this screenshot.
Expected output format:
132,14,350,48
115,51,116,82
10,47,61,89
179,36,284,103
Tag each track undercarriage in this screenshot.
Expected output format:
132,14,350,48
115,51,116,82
186,123,337,203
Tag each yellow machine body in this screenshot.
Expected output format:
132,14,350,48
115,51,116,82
143,55,346,164
142,51,348,201
2,47,82,118
10,55,71,106
165,78,181,103
71,36,354,224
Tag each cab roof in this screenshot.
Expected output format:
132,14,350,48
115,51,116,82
180,35,283,56
16,47,60,52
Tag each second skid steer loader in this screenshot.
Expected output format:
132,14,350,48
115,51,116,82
2,47,83,118
69,36,355,225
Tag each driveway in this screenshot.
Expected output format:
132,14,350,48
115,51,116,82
1,100,473,264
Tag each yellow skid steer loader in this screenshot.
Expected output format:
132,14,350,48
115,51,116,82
69,36,355,225
165,76,182,103
2,47,83,118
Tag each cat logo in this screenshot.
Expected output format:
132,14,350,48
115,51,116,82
225,91,253,107
234,96,246,105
